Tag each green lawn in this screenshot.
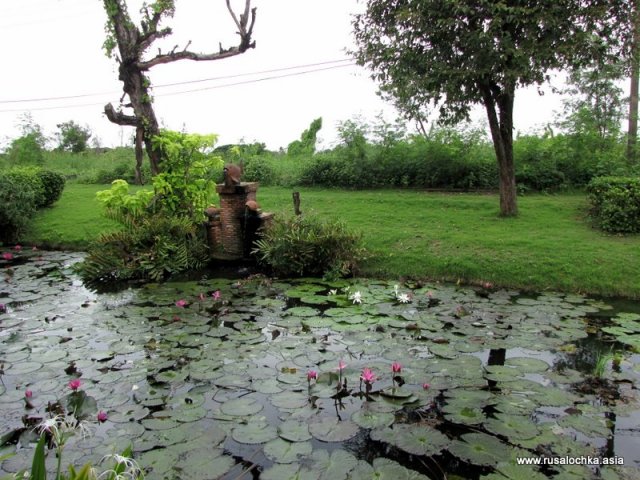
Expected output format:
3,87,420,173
23,184,640,298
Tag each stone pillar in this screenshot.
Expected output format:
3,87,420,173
215,182,258,259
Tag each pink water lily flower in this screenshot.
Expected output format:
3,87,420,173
361,368,376,384
13,245,22,252
2,252,13,261
68,379,82,391
337,360,347,371
391,362,402,373
198,293,205,301
175,299,187,308
0,304,6,313
97,411,108,423
422,383,431,390
307,370,317,381
212,290,221,301
25,389,33,398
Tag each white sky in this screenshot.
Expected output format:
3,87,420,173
0,0,575,151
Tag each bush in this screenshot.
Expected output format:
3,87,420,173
587,176,640,233
254,213,365,278
242,156,276,185
4,166,46,208
0,173,37,242
36,170,66,207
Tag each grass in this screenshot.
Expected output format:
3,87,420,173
21,184,640,298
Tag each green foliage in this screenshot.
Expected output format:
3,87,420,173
79,130,219,286
587,176,640,233
287,117,323,156
56,121,92,153
79,213,209,286
151,130,222,218
0,173,37,242
242,156,276,185
254,213,365,279
6,133,44,165
4,166,46,207
37,170,66,207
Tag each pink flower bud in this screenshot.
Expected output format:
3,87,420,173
68,379,82,391
97,411,108,423
307,370,317,381
422,383,430,390
25,389,33,398
392,362,402,373
175,299,187,308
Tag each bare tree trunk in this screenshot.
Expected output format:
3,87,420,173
481,84,518,217
628,0,640,165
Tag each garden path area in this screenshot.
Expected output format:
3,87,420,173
1,251,640,479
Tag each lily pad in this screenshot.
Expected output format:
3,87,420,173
263,438,313,463
220,397,263,416
449,432,511,467
231,421,278,444
278,420,312,442
349,458,429,480
370,424,450,456
309,418,359,442
351,409,395,429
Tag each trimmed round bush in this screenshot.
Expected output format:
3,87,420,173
36,170,66,207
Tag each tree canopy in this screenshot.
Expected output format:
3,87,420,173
352,0,633,216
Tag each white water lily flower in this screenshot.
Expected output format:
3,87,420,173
349,291,362,304
397,293,411,304
328,289,338,296
393,284,399,294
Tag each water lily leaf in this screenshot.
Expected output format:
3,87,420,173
141,418,180,430
351,409,395,429
308,449,359,480
286,306,321,317
309,418,359,442
379,387,413,399
220,397,263,416
173,448,235,479
214,374,251,389
449,432,511,467
558,414,612,438
231,422,278,444
253,378,284,394
264,438,313,463
278,420,312,442
5,361,42,375
349,458,429,480
484,365,522,382
484,413,540,440
271,392,309,410
371,424,450,456
504,357,550,373
261,463,319,480
137,447,180,477
442,404,485,425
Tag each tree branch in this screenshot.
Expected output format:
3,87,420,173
136,0,256,70
104,103,139,127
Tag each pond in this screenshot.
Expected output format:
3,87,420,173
1,251,639,479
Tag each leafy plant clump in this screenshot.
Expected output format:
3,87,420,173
78,131,221,286
253,212,365,278
0,167,65,242
587,176,640,233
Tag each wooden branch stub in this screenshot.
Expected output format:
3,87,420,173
293,192,302,216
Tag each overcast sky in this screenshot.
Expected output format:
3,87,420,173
0,0,575,151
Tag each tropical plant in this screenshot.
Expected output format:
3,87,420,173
78,131,219,286
253,212,365,279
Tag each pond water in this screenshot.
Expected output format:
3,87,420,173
1,251,639,479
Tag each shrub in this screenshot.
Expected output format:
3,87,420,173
253,213,365,278
587,176,640,233
5,166,46,207
242,155,276,185
0,173,37,242
36,170,66,206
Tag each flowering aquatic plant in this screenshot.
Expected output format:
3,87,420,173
68,379,82,391
392,362,402,373
2,252,13,261
175,299,188,308
349,291,362,304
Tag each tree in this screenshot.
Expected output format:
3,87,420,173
6,113,47,165
56,121,93,153
287,117,323,156
557,64,625,141
352,0,632,216
628,0,640,164
102,0,256,177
